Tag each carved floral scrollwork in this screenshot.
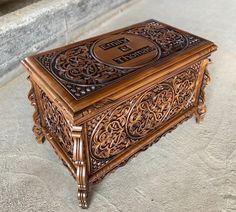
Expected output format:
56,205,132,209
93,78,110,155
168,66,197,117
126,83,174,138
34,20,203,100
125,22,188,56
53,44,124,86
87,61,201,173
91,103,133,159
38,89,74,159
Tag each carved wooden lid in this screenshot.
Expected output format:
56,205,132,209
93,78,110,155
22,19,217,115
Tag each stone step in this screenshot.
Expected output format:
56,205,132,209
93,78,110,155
0,0,132,87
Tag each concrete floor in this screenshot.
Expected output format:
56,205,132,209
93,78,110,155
0,0,236,211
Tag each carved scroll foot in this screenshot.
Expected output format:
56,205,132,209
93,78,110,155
72,126,89,209
76,161,89,209
195,64,211,124
32,125,45,144
28,81,45,144
195,103,207,123
78,187,88,209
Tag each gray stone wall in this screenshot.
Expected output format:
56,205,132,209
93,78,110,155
0,0,130,82
0,0,12,4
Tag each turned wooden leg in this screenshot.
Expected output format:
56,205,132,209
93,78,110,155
28,79,45,144
196,66,211,123
71,126,89,209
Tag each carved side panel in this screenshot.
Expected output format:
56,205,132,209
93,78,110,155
37,88,74,159
87,62,201,174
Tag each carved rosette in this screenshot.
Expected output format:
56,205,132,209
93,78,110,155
27,78,45,144
87,61,201,173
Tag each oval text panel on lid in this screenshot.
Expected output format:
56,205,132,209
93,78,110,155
92,34,161,69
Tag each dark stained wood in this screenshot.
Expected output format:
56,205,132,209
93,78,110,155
22,19,217,209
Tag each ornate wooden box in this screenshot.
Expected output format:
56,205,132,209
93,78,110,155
22,19,217,208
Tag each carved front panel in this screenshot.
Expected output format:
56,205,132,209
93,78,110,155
38,88,74,159
87,61,201,173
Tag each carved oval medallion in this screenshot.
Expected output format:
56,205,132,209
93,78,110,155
91,104,132,159
126,83,174,139
92,34,161,69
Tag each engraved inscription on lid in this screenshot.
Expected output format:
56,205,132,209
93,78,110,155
34,20,204,100
92,34,161,69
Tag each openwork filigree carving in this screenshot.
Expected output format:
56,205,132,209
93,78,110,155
34,20,203,100
87,62,201,173
38,89,74,159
